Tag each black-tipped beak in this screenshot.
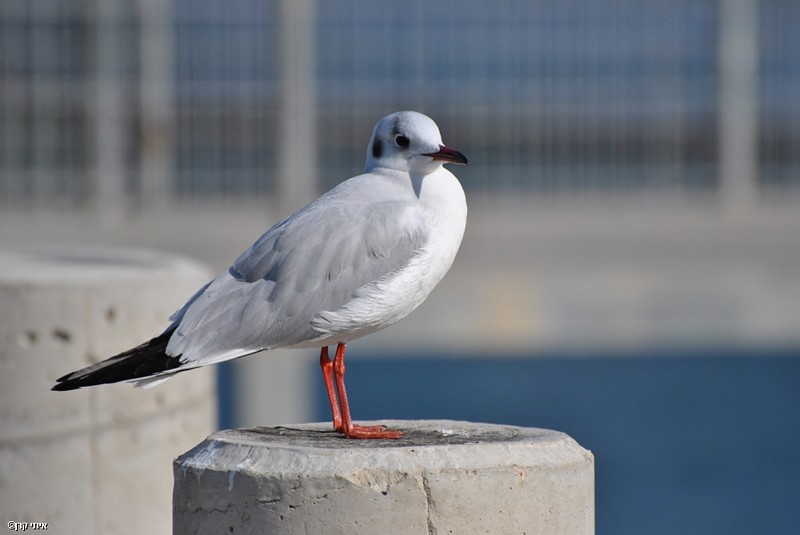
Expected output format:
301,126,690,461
424,145,469,165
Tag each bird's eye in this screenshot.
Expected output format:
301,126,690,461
395,135,410,148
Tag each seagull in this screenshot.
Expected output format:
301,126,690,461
52,111,468,439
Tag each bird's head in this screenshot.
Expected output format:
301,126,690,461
365,111,468,175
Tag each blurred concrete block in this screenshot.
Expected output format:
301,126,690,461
0,247,217,535
174,420,594,535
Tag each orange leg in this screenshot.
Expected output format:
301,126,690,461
319,346,342,431
330,342,403,439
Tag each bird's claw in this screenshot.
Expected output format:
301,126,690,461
339,423,403,439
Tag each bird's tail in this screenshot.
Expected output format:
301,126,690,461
51,327,184,391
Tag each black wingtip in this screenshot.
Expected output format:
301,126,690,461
51,327,182,391
51,381,77,392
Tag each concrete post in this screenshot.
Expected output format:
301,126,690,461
174,420,594,534
277,0,318,213
89,0,128,224
718,0,760,214
0,247,217,535
137,0,175,211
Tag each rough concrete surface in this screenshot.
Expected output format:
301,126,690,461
0,247,217,535
174,420,594,535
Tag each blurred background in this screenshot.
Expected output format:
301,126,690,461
1,0,799,533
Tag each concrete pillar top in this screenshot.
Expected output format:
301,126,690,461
0,247,210,285
175,420,594,534
177,419,592,478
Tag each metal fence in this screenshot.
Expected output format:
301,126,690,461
1,0,798,212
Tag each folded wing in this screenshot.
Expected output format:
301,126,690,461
167,178,429,367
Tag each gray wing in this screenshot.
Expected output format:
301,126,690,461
166,179,428,365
